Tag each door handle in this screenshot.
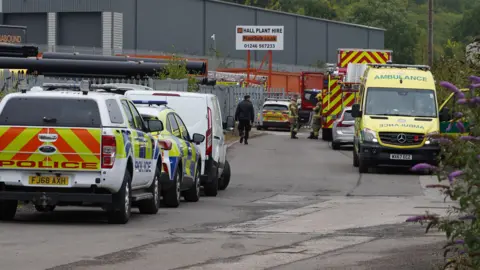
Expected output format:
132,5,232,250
135,137,147,142
214,136,220,140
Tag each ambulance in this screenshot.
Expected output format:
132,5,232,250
351,64,441,173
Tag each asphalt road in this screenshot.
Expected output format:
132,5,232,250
0,129,449,270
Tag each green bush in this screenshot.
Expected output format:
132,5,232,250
408,75,480,269
157,55,199,92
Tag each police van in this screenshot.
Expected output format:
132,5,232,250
0,81,163,224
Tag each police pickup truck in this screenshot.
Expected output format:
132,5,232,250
0,81,163,224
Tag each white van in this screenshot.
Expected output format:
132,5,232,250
125,90,232,197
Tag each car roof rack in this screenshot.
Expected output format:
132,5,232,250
41,80,152,95
368,63,430,71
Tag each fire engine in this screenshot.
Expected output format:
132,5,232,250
320,48,393,141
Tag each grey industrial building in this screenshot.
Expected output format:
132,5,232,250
0,0,386,66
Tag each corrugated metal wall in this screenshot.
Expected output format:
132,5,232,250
0,0,385,66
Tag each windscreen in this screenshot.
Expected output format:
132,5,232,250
263,104,288,111
0,97,101,127
343,110,354,121
365,87,437,117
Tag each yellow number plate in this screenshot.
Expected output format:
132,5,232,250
28,176,69,186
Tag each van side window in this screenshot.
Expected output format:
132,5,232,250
212,96,223,127
121,100,135,128
175,114,190,141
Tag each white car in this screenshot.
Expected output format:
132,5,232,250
125,90,232,197
0,82,162,224
332,107,355,150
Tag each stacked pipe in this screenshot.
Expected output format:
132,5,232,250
0,51,207,78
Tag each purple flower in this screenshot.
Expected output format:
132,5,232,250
455,239,465,244
411,163,437,172
440,81,461,94
456,121,466,133
436,138,452,144
448,170,463,183
471,97,480,104
460,136,475,141
471,83,480,88
454,112,463,118
457,98,468,104
469,75,480,83
456,91,466,99
446,122,452,131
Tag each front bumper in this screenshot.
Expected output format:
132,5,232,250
333,132,354,144
359,142,440,167
0,185,112,205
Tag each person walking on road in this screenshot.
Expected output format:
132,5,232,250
308,93,322,140
288,97,299,139
235,95,255,145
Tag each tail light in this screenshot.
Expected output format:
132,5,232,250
158,139,172,150
101,135,116,169
162,163,169,175
206,107,213,156
337,115,353,127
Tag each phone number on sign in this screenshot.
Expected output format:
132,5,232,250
243,44,276,49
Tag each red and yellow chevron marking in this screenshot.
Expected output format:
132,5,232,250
0,126,101,170
338,50,391,68
322,77,342,129
322,77,359,128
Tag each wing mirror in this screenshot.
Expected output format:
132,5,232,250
351,104,362,118
192,133,205,145
439,107,451,122
145,119,164,133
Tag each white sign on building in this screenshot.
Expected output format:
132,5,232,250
235,25,284,51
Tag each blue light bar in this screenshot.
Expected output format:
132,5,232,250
132,100,168,106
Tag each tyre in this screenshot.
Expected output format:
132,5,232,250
35,205,56,212
0,200,18,221
138,165,161,214
218,160,231,191
107,169,132,224
322,128,332,141
184,163,201,202
332,142,340,150
204,166,219,197
353,147,359,167
163,165,182,207
359,158,369,174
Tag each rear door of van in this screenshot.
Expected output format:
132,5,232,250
0,96,102,178
210,95,226,166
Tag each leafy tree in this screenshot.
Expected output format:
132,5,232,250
344,0,419,64
157,55,199,92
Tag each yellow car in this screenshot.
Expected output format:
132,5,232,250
257,99,291,130
132,100,205,208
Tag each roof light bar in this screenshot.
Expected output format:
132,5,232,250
132,100,168,106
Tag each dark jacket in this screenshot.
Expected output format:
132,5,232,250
235,100,255,122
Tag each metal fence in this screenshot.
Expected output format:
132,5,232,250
0,73,303,127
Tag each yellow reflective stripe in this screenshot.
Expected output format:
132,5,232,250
115,131,126,158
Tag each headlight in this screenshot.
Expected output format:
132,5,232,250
425,131,439,145
361,128,378,143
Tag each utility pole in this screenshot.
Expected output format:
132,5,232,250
428,0,433,67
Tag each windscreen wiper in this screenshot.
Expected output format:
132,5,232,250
383,114,412,117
